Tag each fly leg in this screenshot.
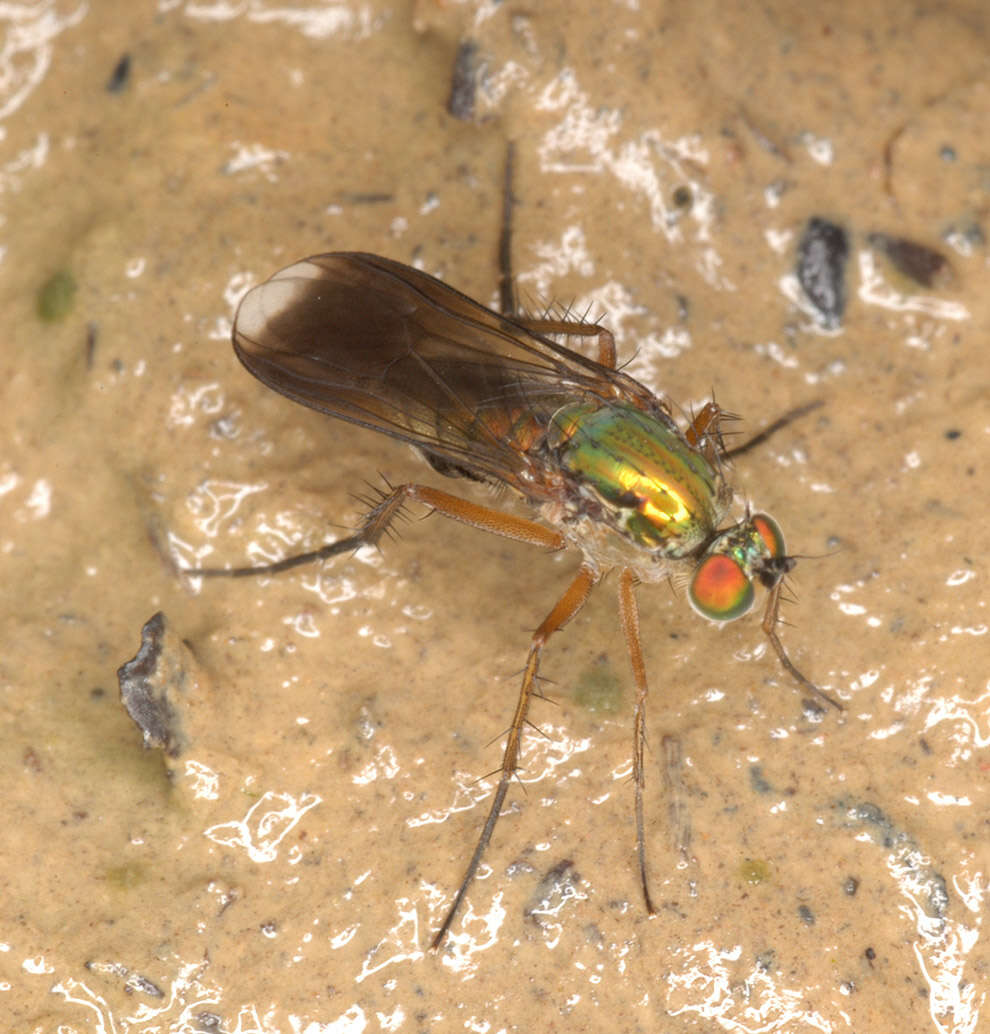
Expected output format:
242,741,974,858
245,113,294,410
685,400,736,466
497,141,618,370
431,564,598,950
515,314,618,370
723,399,824,460
497,141,518,317
762,580,844,711
185,482,567,578
186,482,413,578
685,401,726,447
617,567,658,917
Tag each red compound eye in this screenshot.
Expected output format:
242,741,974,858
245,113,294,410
752,513,785,558
689,553,755,622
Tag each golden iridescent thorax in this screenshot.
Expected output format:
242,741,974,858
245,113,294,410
548,401,731,557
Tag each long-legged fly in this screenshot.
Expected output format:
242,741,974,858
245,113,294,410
187,161,840,950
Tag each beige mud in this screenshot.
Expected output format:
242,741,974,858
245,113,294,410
1,2,987,1031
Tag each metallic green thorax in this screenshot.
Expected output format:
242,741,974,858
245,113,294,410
549,402,725,556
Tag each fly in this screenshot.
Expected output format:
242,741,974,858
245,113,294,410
189,211,841,951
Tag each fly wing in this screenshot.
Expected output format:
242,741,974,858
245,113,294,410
232,252,666,493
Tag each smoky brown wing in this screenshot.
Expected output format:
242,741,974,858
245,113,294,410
232,252,658,489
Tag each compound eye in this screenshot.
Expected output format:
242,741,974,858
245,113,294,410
689,554,755,622
752,513,785,558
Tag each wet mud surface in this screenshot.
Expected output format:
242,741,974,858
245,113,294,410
1,2,988,1031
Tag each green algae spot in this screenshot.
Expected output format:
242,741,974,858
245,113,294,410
738,857,771,884
37,269,77,322
104,862,147,890
574,655,623,714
